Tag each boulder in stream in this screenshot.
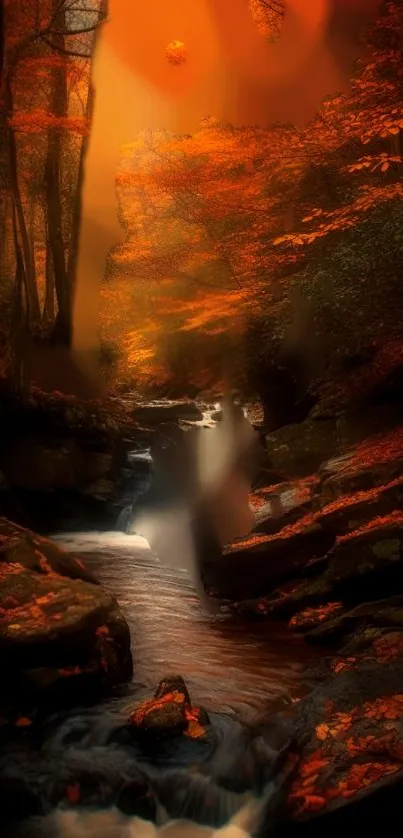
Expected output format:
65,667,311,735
0,518,132,712
127,675,210,744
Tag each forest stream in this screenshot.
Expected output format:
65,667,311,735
53,530,318,719
53,397,318,719
0,399,323,837
4,397,403,835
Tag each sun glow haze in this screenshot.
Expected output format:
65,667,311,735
72,0,381,382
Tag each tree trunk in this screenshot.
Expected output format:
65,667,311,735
67,0,107,301
8,201,28,396
28,192,35,245
0,192,7,280
67,81,94,296
0,0,4,92
4,76,41,326
43,212,55,322
45,1,71,345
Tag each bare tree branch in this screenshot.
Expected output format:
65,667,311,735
40,36,92,58
5,0,104,74
52,19,107,36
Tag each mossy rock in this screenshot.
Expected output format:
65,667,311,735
0,518,132,710
319,458,403,505
317,477,403,535
265,419,341,478
327,520,403,585
202,523,334,601
306,595,403,646
128,675,210,744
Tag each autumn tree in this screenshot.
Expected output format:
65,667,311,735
115,121,304,324
0,0,106,387
271,0,403,367
108,0,403,407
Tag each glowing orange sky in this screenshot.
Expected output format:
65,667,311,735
72,0,381,382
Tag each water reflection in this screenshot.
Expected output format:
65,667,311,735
54,532,318,719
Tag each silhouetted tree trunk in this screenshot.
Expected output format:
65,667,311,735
43,214,55,321
45,0,71,345
4,75,41,327
0,193,7,280
67,0,107,301
0,0,4,92
28,192,36,253
67,82,94,295
9,202,29,398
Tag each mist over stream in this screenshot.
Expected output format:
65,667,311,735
0,399,336,837
54,398,319,717
53,528,316,718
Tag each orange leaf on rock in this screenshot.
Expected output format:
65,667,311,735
315,723,330,742
299,752,330,779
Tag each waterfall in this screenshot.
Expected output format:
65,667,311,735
115,449,153,533
115,504,134,533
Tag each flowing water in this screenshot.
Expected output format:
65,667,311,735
54,531,318,720
2,400,321,834
53,397,318,719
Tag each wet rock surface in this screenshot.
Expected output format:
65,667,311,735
131,403,204,425
202,522,334,601
0,518,132,711
204,422,403,827
0,673,292,835
127,675,211,745
0,388,176,532
2,392,403,833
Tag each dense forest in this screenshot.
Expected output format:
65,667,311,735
105,0,403,412
0,0,106,389
1,0,403,417
3,6,403,830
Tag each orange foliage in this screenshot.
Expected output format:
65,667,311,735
9,110,89,135
372,633,403,664
127,689,208,741
249,0,284,40
337,510,403,544
321,477,403,519
273,183,403,248
331,632,403,674
111,122,303,379
226,512,315,552
289,603,342,631
2,0,100,335
99,1,403,386
290,693,403,815
332,658,357,675
350,426,403,471
4,0,401,392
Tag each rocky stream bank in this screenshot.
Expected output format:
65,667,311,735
1,386,403,833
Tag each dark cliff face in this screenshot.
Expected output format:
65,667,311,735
0,389,122,533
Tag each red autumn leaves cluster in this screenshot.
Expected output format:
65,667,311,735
289,695,403,815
